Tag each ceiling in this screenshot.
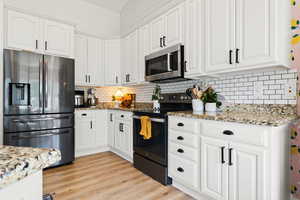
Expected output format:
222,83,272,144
81,0,130,12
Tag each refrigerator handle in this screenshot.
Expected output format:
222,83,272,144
39,59,43,109
44,61,48,109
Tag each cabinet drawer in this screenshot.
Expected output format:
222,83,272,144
169,154,199,189
169,142,199,162
201,120,269,147
169,117,200,134
75,110,94,119
115,111,132,120
169,130,200,148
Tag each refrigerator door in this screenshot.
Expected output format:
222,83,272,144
43,55,74,114
4,49,44,115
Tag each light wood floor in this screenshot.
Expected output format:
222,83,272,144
43,152,193,200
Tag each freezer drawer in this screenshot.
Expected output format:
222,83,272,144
4,128,74,167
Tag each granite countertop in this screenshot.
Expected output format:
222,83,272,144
0,146,61,189
76,102,153,112
168,104,299,127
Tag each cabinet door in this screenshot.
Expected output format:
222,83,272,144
95,111,107,147
138,25,150,83
6,10,41,52
165,4,183,47
121,36,130,84
104,39,121,86
124,30,138,84
184,0,203,76
235,0,275,68
229,143,266,200
204,0,235,72
201,137,229,200
122,121,133,158
43,19,74,58
114,120,123,152
75,118,95,152
75,35,88,86
96,39,105,86
150,16,165,53
107,112,115,147
87,37,99,86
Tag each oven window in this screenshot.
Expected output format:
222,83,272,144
133,118,167,165
146,55,168,76
170,51,179,71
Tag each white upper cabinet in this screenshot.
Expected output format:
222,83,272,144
150,4,183,53
43,20,74,58
87,37,100,86
184,0,204,77
138,24,150,83
204,0,234,73
6,10,42,53
104,39,121,86
75,35,88,86
5,9,74,58
235,0,275,68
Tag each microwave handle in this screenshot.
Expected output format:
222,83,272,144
167,53,171,71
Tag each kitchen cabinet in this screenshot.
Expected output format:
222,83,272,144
168,116,289,200
75,34,104,86
183,0,204,77
75,110,108,157
122,30,139,85
204,0,288,73
6,9,74,58
150,4,183,53
138,24,150,83
107,111,115,147
104,39,121,86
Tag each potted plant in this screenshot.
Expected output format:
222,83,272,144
201,87,221,112
152,85,161,111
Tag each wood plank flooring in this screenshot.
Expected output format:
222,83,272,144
43,152,193,200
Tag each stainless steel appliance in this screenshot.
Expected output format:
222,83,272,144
75,90,85,108
145,44,188,83
87,88,97,107
133,93,192,185
3,49,75,167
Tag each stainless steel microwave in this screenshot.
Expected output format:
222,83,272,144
145,44,188,83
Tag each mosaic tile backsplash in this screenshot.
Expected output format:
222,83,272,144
94,69,298,105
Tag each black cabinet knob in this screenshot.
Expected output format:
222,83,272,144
223,130,234,135
177,149,184,153
82,114,87,116
121,115,124,118
177,123,184,127
177,136,184,141
177,167,184,173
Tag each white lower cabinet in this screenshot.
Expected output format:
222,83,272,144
168,116,289,200
107,111,115,147
75,110,108,157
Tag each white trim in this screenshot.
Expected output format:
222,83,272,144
0,0,4,145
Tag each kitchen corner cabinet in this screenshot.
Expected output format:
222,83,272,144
150,3,183,53
75,34,104,86
104,39,121,86
168,116,289,200
75,110,108,157
6,9,74,58
204,0,289,73
122,30,139,85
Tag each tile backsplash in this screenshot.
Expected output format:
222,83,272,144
95,69,298,105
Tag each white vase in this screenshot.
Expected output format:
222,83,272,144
205,103,217,112
153,100,160,112
192,99,204,114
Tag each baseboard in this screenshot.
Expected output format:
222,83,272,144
109,148,133,163
172,181,214,200
75,146,110,158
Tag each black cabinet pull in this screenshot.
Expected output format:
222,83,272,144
177,149,184,153
177,123,184,127
229,148,233,166
88,75,91,83
184,61,187,72
163,36,166,47
177,167,184,173
223,130,234,135
160,38,163,48
177,136,184,140
82,113,87,116
36,40,38,49
90,121,93,129
229,50,233,64
116,76,119,84
236,48,240,64
110,113,113,122
85,75,88,83
45,41,48,50
221,146,225,164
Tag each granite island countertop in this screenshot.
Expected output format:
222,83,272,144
0,146,61,189
168,104,299,127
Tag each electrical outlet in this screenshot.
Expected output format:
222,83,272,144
284,79,297,98
254,82,264,99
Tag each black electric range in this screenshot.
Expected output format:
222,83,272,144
133,93,192,185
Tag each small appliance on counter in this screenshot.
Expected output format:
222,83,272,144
75,90,85,108
87,88,98,107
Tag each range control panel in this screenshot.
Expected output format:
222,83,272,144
159,93,192,104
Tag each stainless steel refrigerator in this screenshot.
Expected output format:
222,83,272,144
3,49,75,167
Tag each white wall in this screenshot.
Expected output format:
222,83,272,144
0,0,3,145
4,0,120,38
120,0,185,36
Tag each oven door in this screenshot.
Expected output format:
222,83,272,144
145,44,183,82
133,116,167,166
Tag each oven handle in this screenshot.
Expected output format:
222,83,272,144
133,116,165,123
